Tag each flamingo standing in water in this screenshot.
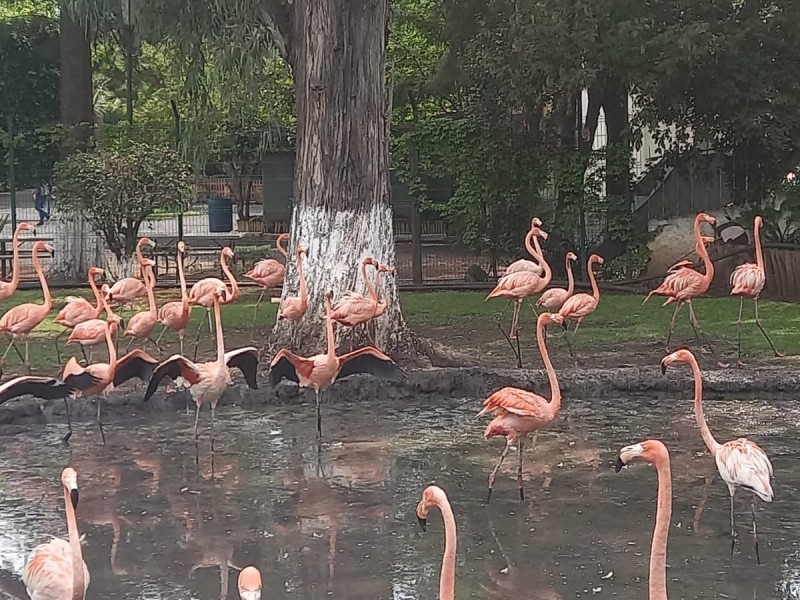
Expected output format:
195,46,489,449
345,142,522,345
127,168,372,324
67,285,123,364
478,311,563,501
0,222,36,301
330,257,382,346
269,291,407,439
661,349,773,562
105,237,155,315
415,485,456,600
614,440,672,600
238,566,262,600
144,287,259,448
54,266,105,363
246,232,289,327
730,215,781,362
536,251,578,311
155,241,191,354
0,240,54,374
189,246,239,360
22,467,89,600
275,245,308,321
122,259,161,353
557,253,604,359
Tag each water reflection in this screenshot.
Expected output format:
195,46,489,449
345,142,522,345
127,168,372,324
0,392,797,598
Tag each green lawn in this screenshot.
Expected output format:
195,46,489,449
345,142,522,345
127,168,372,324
0,288,795,375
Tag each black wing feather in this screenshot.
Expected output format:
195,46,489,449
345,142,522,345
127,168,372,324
268,356,300,386
0,376,76,405
143,358,185,402
63,371,103,392
114,355,158,387
336,354,408,383
225,347,259,389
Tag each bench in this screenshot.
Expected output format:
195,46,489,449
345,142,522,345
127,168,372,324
150,235,238,281
0,236,56,280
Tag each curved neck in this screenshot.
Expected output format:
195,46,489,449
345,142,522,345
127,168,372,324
33,247,52,312
105,321,117,368
135,240,146,266
178,250,188,301
277,236,289,258
375,270,387,307
324,298,336,358
434,496,457,600
10,226,23,288
63,487,85,600
687,356,721,454
565,256,575,296
587,260,600,303
144,266,157,316
213,295,225,364
529,236,552,283
523,229,539,263
754,220,764,270
536,317,561,416
101,291,116,320
88,272,103,314
297,252,307,301
362,259,378,302
693,220,714,283
650,452,672,600
220,252,238,299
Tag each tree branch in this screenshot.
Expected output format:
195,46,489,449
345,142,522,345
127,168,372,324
259,0,293,62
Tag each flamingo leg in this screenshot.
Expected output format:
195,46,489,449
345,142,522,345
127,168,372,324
509,300,522,340
665,302,683,350
179,333,184,356
562,324,576,358
495,321,522,368
96,398,106,445
210,404,216,456
54,330,67,364
191,310,208,361
80,345,89,365
754,298,781,357
251,287,266,335
729,488,737,557
517,439,525,501
147,336,162,355
315,390,323,439
125,337,135,353
736,296,744,364
487,439,513,503
24,339,30,373
61,397,73,444
154,326,167,349
526,298,539,318
751,495,761,564
193,402,201,464
687,302,726,366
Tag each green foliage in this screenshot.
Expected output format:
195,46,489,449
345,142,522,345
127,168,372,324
737,175,800,244
53,142,193,259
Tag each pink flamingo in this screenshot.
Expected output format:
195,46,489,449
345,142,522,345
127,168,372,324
144,287,258,448
63,320,158,443
275,245,308,321
238,566,262,600
415,485,456,600
614,440,672,600
661,348,773,562
22,467,89,600
557,253,604,358
123,259,161,352
536,251,578,311
0,222,36,301
478,311,563,501
245,232,289,325
330,257,382,345
105,237,155,313
189,246,239,360
363,261,396,342
643,213,721,361
0,240,54,374
504,217,545,276
269,291,407,439
67,285,122,363
730,215,781,361
54,266,105,362
155,241,191,354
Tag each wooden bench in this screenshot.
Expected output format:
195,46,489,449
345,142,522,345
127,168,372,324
151,235,238,281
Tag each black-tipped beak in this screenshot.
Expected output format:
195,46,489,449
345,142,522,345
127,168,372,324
660,363,667,375
417,516,427,532
31,228,37,236
70,488,79,508
119,318,126,330
561,321,568,331
614,456,625,473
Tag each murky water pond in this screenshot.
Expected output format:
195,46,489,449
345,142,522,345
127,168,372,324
0,391,799,599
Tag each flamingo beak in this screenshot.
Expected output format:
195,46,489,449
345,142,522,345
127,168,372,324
614,456,625,473
660,362,667,375
417,516,427,532
70,488,79,508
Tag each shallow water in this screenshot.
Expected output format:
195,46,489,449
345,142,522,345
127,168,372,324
0,391,799,599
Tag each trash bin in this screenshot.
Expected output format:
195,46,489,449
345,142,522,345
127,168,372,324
208,196,233,233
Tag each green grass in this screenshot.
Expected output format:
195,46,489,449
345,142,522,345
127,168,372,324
0,289,795,375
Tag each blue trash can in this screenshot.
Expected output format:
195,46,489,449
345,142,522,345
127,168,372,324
208,196,233,233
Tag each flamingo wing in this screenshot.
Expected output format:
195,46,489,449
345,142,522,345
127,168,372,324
717,438,774,502
22,538,74,599
268,350,314,386
0,375,96,405
225,347,259,389
114,349,159,387
143,355,201,402
336,347,408,382
477,387,549,419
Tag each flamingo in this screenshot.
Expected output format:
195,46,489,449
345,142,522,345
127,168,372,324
155,241,191,354
0,222,36,301
245,232,289,326
661,348,773,563
62,320,158,444
557,253,604,358
0,240,54,374
54,266,105,363
189,246,239,360
415,485,456,600
536,251,578,311
330,257,382,346
269,291,408,439
730,215,781,362
614,440,672,600
275,245,308,321
67,285,123,364
105,237,155,313
478,311,563,501
0,373,99,442
643,213,722,362
122,258,161,353
22,467,89,600
238,566,262,600
503,217,546,276
143,287,259,448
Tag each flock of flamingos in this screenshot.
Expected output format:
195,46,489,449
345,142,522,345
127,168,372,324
0,211,779,600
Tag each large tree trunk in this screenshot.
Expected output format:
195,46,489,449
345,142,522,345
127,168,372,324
50,5,95,283
270,0,411,357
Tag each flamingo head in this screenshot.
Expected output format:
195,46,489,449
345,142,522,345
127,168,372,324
754,215,763,229
697,212,716,227
363,256,377,267
660,348,695,375
378,263,396,274
532,227,549,241
530,216,543,229
538,312,563,328
566,251,578,262
177,241,186,254
325,290,334,305
138,237,156,249
615,440,668,472
237,566,262,600
296,244,308,255
416,485,448,531
277,232,290,243
17,222,36,235
222,246,235,261
61,467,79,508
33,241,54,254
88,266,104,279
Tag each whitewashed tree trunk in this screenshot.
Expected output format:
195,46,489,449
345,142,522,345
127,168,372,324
47,208,97,283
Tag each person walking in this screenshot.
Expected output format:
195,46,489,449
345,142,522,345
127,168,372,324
34,182,51,226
